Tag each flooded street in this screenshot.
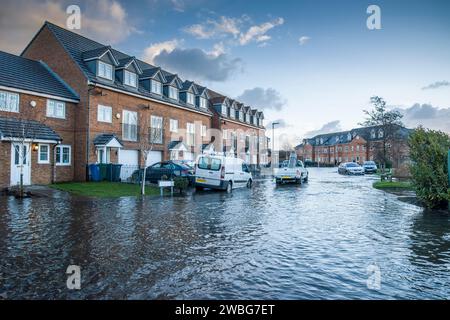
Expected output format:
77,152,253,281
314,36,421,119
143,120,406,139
0,168,449,299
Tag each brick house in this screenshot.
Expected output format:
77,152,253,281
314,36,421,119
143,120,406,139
208,91,268,169
21,22,218,181
295,126,411,167
0,51,79,188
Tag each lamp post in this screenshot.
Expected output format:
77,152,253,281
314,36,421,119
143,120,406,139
271,122,279,175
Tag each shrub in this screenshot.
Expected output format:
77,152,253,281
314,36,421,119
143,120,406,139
173,177,189,194
408,127,450,209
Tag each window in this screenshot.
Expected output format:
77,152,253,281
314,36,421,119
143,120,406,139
223,129,228,140
371,130,376,139
124,70,137,87
56,145,71,165
98,61,113,80
168,86,178,100
97,105,112,123
230,108,235,118
150,115,163,144
186,122,195,146
47,100,65,119
201,125,207,137
186,93,194,105
0,90,19,112
199,97,207,109
151,80,162,94
198,157,221,171
38,144,50,164
221,104,227,115
169,119,178,132
122,110,138,141
378,129,384,138
239,111,244,121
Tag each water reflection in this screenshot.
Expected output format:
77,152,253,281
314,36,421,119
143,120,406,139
0,168,449,299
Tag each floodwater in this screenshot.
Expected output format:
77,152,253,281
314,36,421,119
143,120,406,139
0,168,449,299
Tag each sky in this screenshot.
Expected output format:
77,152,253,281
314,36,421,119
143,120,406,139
0,0,449,147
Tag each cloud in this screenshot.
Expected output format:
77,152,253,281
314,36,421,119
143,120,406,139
170,0,185,12
142,39,180,64
299,36,311,45
393,103,450,132
149,46,242,82
183,15,284,46
239,17,284,45
0,0,139,54
422,81,450,90
304,120,342,138
236,87,287,110
183,16,241,39
267,119,290,129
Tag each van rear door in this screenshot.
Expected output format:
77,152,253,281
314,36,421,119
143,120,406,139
195,156,222,187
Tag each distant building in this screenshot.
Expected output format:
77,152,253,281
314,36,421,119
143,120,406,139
295,125,412,167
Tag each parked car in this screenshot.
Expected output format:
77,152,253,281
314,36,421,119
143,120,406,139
338,162,365,175
362,161,378,174
134,161,195,184
194,154,252,192
274,153,309,184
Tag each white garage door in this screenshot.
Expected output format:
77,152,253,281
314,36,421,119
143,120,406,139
119,149,139,181
146,151,162,167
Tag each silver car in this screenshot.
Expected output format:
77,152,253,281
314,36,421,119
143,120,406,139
338,162,365,175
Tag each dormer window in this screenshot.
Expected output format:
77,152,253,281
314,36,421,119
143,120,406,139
187,93,195,105
168,86,178,100
239,111,244,121
371,129,376,139
151,80,162,95
347,133,352,141
98,61,113,80
124,70,137,87
199,97,207,109
378,129,384,138
246,114,250,123
230,108,235,118
221,104,227,115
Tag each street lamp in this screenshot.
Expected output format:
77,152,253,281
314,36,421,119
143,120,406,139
271,122,279,174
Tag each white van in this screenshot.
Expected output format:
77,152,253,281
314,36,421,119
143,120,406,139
195,154,253,192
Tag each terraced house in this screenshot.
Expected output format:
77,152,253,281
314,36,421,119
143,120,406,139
0,21,268,186
295,125,411,167
0,51,79,188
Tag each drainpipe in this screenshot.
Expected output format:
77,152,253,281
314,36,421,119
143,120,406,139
86,85,95,181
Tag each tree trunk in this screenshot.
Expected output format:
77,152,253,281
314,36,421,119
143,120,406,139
141,166,147,195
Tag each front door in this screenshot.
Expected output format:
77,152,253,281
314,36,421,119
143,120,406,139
10,143,31,186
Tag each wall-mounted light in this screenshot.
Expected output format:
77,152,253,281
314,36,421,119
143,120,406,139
32,143,39,152
116,113,121,119
30,101,37,108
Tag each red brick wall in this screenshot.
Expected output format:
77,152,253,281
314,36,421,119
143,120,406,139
0,90,76,187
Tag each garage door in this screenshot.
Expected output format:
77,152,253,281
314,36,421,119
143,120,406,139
119,149,139,181
146,151,162,167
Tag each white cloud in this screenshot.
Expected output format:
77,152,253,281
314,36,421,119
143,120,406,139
299,36,311,45
236,87,287,110
239,17,284,45
183,16,241,39
142,39,180,64
304,120,342,138
170,0,185,12
0,0,139,54
393,103,450,132
422,81,450,90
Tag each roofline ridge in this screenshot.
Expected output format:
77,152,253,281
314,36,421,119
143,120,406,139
38,60,80,100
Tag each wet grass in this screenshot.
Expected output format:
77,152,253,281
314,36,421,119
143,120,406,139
373,181,414,190
50,182,160,198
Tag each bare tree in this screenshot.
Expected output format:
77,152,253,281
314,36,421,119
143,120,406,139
360,96,404,172
138,112,165,195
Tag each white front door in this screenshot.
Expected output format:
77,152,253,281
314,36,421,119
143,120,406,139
10,143,31,186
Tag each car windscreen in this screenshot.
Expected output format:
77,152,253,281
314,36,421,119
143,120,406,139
364,161,375,165
346,163,359,167
198,157,221,171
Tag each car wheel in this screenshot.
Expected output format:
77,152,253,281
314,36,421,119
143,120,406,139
246,179,252,188
195,186,203,191
226,181,233,193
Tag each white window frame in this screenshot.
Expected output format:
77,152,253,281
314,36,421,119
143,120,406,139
186,122,195,146
186,92,195,105
97,105,112,123
201,125,207,137
122,110,138,141
151,80,162,95
46,99,66,119
199,97,207,109
223,129,228,140
168,86,178,100
0,90,20,113
38,144,50,164
124,70,137,87
98,61,113,80
55,145,71,166
221,104,227,116
169,119,178,133
239,111,244,121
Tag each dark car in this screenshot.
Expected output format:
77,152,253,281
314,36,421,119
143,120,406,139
134,161,195,184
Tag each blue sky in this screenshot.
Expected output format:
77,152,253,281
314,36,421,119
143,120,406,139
1,0,449,145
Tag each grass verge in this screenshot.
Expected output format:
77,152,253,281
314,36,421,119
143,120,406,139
373,181,414,190
50,182,160,198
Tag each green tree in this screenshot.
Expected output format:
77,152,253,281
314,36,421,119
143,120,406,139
360,96,404,172
408,127,450,209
